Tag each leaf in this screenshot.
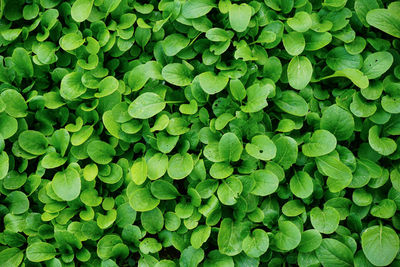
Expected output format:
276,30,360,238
326,47,362,71
290,171,314,199
368,125,397,156
287,56,313,90
229,4,252,32
182,0,215,19
287,11,312,32
128,93,166,119
180,246,204,267
87,140,116,164
60,72,86,100
12,47,33,78
302,130,337,157
191,225,211,249
315,154,353,192
315,239,354,267
131,157,147,185
26,242,57,262
217,176,243,205
168,153,193,180
18,130,48,155
274,221,301,251
198,72,229,95
320,69,369,89
245,135,276,161
0,248,23,267
129,188,160,212
251,170,279,196
242,229,269,258
361,225,399,266
0,89,28,118
60,32,85,51
71,0,93,22
275,90,308,116
218,132,242,162
273,136,298,169
282,32,305,56
151,180,180,200
310,207,340,234
361,51,393,79
366,4,400,38
162,63,193,86
5,191,29,214
320,105,355,141
162,34,190,56
52,167,81,201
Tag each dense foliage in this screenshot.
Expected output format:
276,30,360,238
0,0,400,266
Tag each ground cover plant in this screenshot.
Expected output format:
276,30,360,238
0,0,400,266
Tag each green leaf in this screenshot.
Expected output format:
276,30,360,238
315,239,354,267
12,47,33,78
275,90,308,116
191,225,211,249
162,63,193,86
321,69,369,89
368,125,397,156
361,51,393,79
366,4,400,38
0,151,9,180
71,0,93,22
0,89,28,118
287,56,313,90
251,170,279,196
60,32,85,51
5,191,29,214
0,113,18,139
129,187,160,212
162,34,190,56
315,154,353,192
147,153,168,180
361,225,399,266
273,136,298,169
229,4,252,32
287,11,312,32
198,72,229,95
182,0,215,19
302,130,337,157
141,208,164,234
245,135,276,161
180,246,204,267
326,47,363,71
128,93,166,119
218,218,251,256
151,180,180,200
282,32,305,56
217,176,243,205
168,153,193,179
320,105,355,141
274,221,301,251
0,248,23,267
87,140,116,164
218,132,242,162
26,242,57,262
298,230,322,253
60,72,86,100
240,81,272,113
242,229,269,257
52,167,81,201
290,171,314,199
310,207,340,234
18,130,48,155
